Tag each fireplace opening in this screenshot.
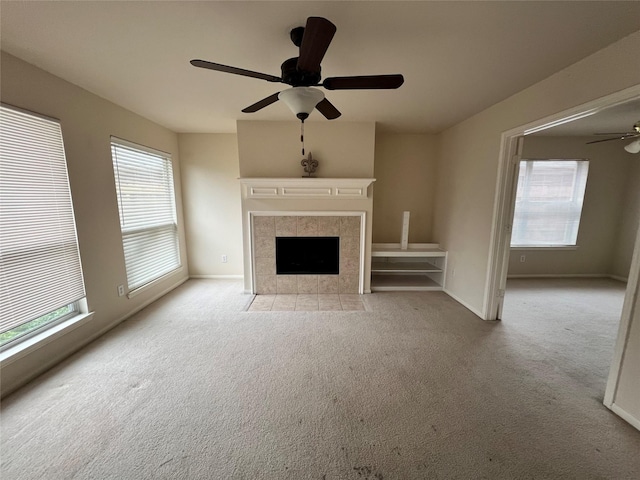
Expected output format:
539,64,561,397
276,236,339,275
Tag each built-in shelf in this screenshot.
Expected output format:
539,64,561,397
371,243,447,292
370,274,442,291
371,260,442,273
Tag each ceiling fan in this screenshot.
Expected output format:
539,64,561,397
190,16,404,122
586,121,640,153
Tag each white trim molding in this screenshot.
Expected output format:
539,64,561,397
190,275,244,279
609,403,640,432
239,177,375,199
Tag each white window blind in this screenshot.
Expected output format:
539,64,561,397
0,105,85,335
111,138,180,291
511,159,589,247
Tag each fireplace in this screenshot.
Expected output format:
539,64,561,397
239,178,375,294
251,214,363,294
276,236,340,275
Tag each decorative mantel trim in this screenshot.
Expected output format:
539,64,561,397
239,178,376,199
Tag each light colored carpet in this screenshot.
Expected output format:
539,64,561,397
1,278,639,479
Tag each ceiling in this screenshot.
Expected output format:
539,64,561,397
1,1,639,134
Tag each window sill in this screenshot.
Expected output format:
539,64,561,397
510,246,579,251
0,312,95,366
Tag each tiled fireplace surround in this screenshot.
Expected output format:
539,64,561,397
241,177,375,295
252,214,362,294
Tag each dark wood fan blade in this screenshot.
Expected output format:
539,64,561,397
323,74,404,90
297,17,336,73
586,133,639,144
316,98,341,120
242,92,281,113
190,59,281,83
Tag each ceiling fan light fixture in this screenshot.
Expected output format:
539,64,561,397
278,87,324,121
624,139,640,154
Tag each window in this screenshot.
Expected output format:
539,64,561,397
0,105,86,347
511,159,589,247
111,138,180,292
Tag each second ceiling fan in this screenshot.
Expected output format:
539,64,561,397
190,16,404,121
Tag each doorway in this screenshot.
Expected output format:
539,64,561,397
486,86,640,427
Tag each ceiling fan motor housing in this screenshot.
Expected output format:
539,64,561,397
281,57,321,87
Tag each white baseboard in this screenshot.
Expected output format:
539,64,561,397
609,403,640,431
507,274,627,282
95,276,190,339
507,273,607,279
443,288,485,319
609,275,628,282
190,275,244,279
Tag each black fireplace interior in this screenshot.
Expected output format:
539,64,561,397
276,236,340,275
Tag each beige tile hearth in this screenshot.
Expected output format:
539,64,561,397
318,294,343,311
295,294,319,311
247,294,275,311
247,294,366,312
272,294,297,311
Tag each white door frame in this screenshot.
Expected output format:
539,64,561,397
485,84,640,425
485,85,640,320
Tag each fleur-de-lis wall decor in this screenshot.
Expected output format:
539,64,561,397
301,152,319,177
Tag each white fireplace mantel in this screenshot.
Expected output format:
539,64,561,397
239,177,376,199
239,177,375,294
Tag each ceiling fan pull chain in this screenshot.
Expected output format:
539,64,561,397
301,120,305,155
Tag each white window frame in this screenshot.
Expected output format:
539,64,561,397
110,137,181,296
511,159,589,248
0,104,87,350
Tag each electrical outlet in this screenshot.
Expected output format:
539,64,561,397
221,254,228,263
520,255,526,263
117,285,125,297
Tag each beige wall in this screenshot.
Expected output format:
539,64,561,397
434,30,640,316
178,134,243,276
237,120,375,178
507,136,635,277
373,134,437,243
0,52,189,396
613,160,640,279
